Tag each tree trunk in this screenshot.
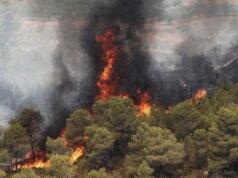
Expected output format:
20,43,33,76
30,137,36,161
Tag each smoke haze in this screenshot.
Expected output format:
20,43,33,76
0,0,238,135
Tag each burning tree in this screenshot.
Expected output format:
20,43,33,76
3,108,48,171
17,108,44,160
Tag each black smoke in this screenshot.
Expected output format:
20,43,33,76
1,1,238,137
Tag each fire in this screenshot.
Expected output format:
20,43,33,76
193,89,207,101
69,146,85,165
22,159,50,169
11,151,50,171
60,129,68,146
137,90,152,116
59,129,86,164
96,29,119,99
95,28,153,116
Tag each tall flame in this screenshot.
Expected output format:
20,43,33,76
137,90,152,116
96,29,119,100
69,146,85,165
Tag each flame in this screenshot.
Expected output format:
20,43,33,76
69,146,85,165
95,29,153,116
11,151,50,171
60,129,68,146
21,159,50,169
137,90,152,116
60,129,86,164
193,89,207,101
96,29,119,100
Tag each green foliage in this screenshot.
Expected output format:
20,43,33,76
3,108,44,159
65,109,93,146
230,83,238,104
0,148,10,164
185,129,208,168
92,97,136,136
211,84,233,112
170,101,202,139
91,97,138,168
46,137,69,155
3,123,30,156
17,108,43,132
1,82,238,177
80,126,116,170
216,104,238,135
125,123,185,177
86,168,108,178
10,168,39,178
136,161,154,178
208,104,238,170
45,154,77,178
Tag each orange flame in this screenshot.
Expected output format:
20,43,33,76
96,29,119,100
60,129,68,146
193,89,207,101
11,151,50,171
69,146,85,165
22,159,50,169
137,90,152,116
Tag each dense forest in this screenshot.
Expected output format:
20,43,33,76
0,82,238,178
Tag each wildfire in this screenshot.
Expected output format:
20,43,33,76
96,29,119,99
11,151,50,171
21,159,50,169
60,129,68,146
193,89,207,101
137,90,152,116
69,146,85,165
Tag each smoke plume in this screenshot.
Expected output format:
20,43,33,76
0,0,238,136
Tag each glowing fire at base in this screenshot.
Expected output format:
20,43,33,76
137,90,152,116
193,89,207,101
11,151,50,171
69,146,85,165
22,159,50,169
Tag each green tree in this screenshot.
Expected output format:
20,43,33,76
211,84,233,113
125,123,185,177
3,123,30,157
10,168,39,178
92,97,137,153
92,97,136,134
86,168,108,178
136,161,154,178
81,126,116,170
230,83,238,104
45,154,77,178
208,104,238,170
17,108,44,159
185,129,208,169
0,149,10,165
170,101,202,139
45,137,69,155
65,109,93,146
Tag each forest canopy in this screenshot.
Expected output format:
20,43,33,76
0,82,238,178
